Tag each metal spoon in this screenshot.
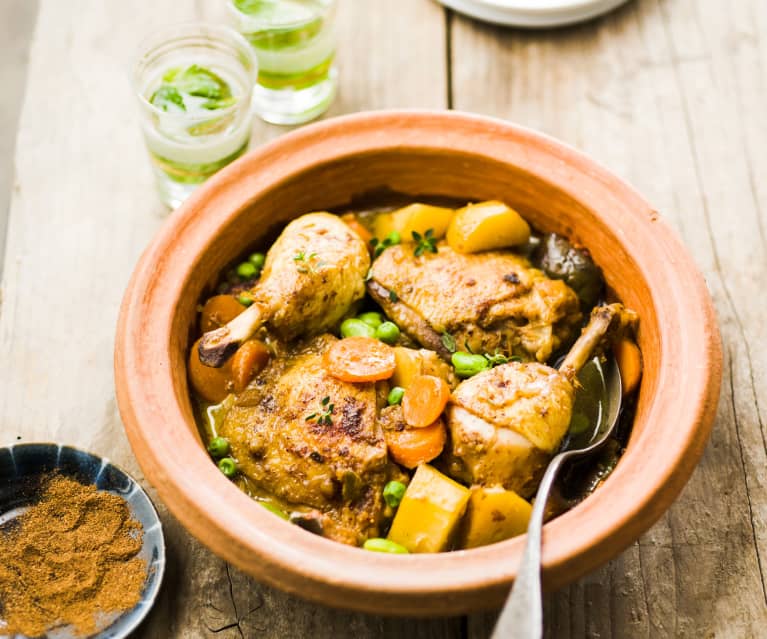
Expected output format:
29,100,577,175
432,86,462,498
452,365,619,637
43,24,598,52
491,355,623,639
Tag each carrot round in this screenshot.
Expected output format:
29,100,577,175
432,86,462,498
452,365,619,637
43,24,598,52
324,336,396,382
231,340,270,392
614,338,642,396
200,295,246,333
402,375,451,428
385,419,447,469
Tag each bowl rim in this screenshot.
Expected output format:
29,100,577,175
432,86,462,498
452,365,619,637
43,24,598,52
115,109,721,614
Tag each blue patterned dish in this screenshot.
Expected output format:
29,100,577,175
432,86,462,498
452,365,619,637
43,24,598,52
0,443,165,639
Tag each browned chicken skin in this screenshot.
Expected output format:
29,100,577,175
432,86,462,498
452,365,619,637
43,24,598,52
444,304,637,497
200,213,370,366
368,242,582,362
219,334,401,545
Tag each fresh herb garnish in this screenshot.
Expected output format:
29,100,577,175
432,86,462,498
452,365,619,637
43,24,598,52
370,231,401,258
412,229,438,257
233,0,269,14
293,251,321,273
388,289,399,303
152,65,234,114
202,96,236,110
150,85,186,112
483,351,523,367
172,64,231,100
441,332,457,353
483,351,509,366
305,396,334,426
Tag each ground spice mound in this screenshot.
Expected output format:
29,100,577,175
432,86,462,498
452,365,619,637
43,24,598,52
0,475,147,637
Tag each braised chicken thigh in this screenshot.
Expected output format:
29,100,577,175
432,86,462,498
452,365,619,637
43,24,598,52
219,334,399,545
368,243,582,362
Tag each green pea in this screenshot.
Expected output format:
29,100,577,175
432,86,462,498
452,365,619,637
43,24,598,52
236,294,254,307
375,321,401,344
341,318,376,339
218,457,238,478
387,386,405,406
248,252,266,269
207,436,230,458
236,261,257,279
363,538,409,554
451,351,490,378
358,311,384,329
385,230,401,245
260,501,290,520
383,480,407,508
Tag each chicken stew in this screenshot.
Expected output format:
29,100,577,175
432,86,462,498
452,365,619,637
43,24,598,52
189,200,642,553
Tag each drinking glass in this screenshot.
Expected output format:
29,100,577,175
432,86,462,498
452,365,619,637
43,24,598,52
133,23,258,208
228,0,338,125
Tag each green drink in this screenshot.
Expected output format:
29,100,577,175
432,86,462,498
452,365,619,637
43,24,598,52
229,0,338,125
133,24,257,208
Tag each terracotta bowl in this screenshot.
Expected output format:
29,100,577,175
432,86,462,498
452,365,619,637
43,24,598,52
115,110,721,615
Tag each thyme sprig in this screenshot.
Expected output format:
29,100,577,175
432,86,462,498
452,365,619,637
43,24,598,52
305,396,334,426
412,229,438,257
370,230,401,258
293,251,324,274
483,350,523,366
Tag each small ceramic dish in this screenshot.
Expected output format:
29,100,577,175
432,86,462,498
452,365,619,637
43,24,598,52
0,443,165,639
115,110,721,615
437,0,631,28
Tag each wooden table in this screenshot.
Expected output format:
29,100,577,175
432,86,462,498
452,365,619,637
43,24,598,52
2,0,766,636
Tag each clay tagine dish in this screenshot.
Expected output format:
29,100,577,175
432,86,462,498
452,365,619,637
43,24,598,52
115,110,721,615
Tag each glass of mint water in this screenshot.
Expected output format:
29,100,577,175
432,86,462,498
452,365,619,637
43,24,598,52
228,0,338,125
133,24,258,208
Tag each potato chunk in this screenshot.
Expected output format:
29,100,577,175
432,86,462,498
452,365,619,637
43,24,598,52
459,486,532,549
446,200,531,253
387,464,470,553
391,346,455,389
374,203,454,240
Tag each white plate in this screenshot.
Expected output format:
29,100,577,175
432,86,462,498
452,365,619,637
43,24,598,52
438,0,631,28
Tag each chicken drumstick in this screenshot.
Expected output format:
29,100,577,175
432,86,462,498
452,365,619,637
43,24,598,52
444,303,637,497
199,213,370,367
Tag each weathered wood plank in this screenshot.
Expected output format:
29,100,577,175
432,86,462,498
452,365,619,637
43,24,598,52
450,0,767,636
0,1,451,638
0,0,38,279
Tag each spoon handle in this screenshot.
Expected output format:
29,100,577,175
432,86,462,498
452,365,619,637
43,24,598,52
491,453,567,639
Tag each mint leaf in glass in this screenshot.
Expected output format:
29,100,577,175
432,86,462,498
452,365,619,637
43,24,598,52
172,64,232,100
150,85,186,112
201,96,236,110
234,0,271,14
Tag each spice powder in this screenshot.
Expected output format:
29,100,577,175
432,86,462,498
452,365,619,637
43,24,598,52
0,475,147,637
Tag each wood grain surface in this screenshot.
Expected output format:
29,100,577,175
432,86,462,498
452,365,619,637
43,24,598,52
1,0,765,637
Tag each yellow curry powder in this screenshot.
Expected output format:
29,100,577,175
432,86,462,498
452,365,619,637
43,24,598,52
0,475,147,637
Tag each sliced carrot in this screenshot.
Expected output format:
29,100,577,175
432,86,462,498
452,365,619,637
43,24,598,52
324,336,396,382
341,213,374,244
231,340,270,392
614,338,642,396
385,419,447,469
200,295,246,333
402,375,451,428
188,337,233,403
